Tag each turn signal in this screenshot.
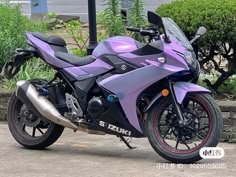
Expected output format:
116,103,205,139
161,89,169,97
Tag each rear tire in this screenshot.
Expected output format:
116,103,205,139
146,93,223,163
7,79,64,149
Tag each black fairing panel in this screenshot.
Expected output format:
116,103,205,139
131,44,162,56
59,69,77,82
100,55,137,73
74,77,96,111
87,102,144,137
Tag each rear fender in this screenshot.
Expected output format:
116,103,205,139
145,82,210,112
0,47,37,79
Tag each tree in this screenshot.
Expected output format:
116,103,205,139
157,0,236,93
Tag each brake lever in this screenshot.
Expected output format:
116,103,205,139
145,25,159,30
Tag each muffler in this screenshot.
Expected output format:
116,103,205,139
16,80,78,130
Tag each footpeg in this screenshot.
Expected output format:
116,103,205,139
66,93,83,117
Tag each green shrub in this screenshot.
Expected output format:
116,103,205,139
97,0,149,42
128,0,147,42
0,3,49,88
219,77,236,95
157,0,236,93
63,20,88,57
3,59,55,89
97,0,125,37
0,4,46,65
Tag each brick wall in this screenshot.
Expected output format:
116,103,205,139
217,101,236,143
0,90,12,121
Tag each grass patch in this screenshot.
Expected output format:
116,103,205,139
3,59,55,89
0,3,46,64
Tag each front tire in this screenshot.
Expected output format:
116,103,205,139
146,93,223,163
7,79,64,149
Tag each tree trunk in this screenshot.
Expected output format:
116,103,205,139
212,72,233,92
211,42,236,92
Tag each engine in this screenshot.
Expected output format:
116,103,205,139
87,97,107,119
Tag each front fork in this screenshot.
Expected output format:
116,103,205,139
167,80,185,125
144,80,210,122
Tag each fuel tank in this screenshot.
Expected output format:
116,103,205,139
92,36,141,57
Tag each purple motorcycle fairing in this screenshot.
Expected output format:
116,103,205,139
26,32,209,134
145,82,210,114
93,36,139,57
97,36,191,132
93,35,188,69
98,64,185,133
63,59,113,80
173,82,210,104
26,32,114,80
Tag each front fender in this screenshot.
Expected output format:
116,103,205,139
173,82,210,104
145,82,210,112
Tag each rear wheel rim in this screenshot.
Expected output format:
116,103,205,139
153,96,213,154
12,97,51,140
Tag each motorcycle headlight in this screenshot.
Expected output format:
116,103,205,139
185,51,195,65
184,50,199,72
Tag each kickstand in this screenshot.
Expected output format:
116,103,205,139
119,136,136,149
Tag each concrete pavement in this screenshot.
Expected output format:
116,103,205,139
0,122,235,177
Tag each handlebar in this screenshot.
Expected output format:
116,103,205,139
126,27,156,37
126,27,141,32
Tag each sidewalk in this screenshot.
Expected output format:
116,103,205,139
0,123,235,177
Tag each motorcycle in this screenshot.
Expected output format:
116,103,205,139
1,11,223,163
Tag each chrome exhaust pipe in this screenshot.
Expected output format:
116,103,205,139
16,80,78,130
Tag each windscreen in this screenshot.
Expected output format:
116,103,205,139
163,18,193,50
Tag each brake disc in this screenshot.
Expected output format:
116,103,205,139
20,104,41,127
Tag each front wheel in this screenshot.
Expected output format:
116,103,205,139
146,93,223,163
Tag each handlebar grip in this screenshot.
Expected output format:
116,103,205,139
126,27,140,32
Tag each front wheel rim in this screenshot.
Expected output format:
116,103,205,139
153,96,213,154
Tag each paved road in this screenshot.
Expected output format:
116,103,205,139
8,0,173,22
0,123,235,177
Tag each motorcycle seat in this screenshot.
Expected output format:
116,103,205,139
32,32,67,47
54,52,95,66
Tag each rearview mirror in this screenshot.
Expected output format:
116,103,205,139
147,11,163,27
190,26,207,44
147,11,171,43
196,26,207,36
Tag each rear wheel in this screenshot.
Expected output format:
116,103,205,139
146,93,223,163
7,79,64,149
